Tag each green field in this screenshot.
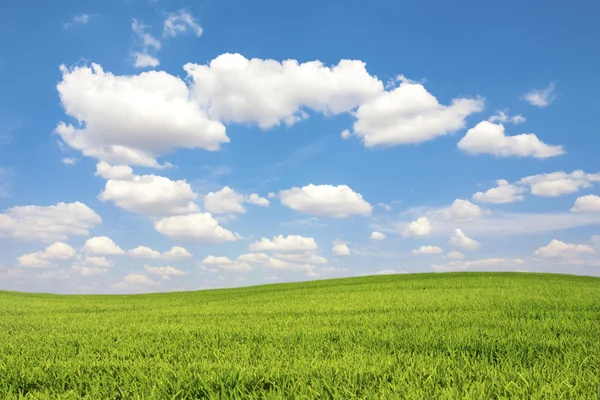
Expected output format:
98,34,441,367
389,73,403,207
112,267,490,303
1,272,599,399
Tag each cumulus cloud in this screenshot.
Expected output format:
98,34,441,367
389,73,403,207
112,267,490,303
204,187,270,214
279,184,372,217
154,213,240,242
117,273,159,287
163,10,203,37
457,121,564,158
443,251,465,259
432,257,524,272
95,162,134,180
128,246,161,259
17,242,76,268
534,239,594,258
518,170,600,197
163,246,192,259
200,256,252,271
273,251,327,264
99,174,199,217
350,76,484,147
0,202,101,242
571,195,600,213
83,236,125,255
402,216,432,237
332,243,351,255
449,229,480,250
143,265,189,276
522,83,556,107
55,63,227,167
250,235,318,253
473,179,526,203
237,253,271,263
412,246,443,255
133,53,160,68
488,110,525,125
440,199,482,222
184,53,383,129
370,231,386,240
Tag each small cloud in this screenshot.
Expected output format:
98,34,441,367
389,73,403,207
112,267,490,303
61,157,79,165
522,82,556,107
64,14,92,28
133,52,160,68
488,110,526,125
163,10,203,37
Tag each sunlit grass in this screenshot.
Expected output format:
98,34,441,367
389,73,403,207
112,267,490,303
1,272,598,399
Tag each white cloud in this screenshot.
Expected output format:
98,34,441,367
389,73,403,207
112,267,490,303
133,53,160,68
129,245,161,259
350,76,484,147
61,157,79,165
273,251,327,264
143,265,189,276
374,269,407,275
261,257,318,276
402,216,432,237
457,121,564,158
377,203,392,211
250,235,318,253
83,236,125,255
95,162,134,180
154,213,240,242
441,199,482,222
522,83,556,107
83,256,113,268
280,184,372,218
163,246,192,259
571,195,600,213
332,243,351,256
488,110,525,125
473,179,526,203
432,257,524,272
163,10,203,37
237,253,270,263
449,229,480,250
200,256,252,272
246,193,269,207
123,273,159,286
412,246,443,255
534,239,594,258
370,231,386,240
444,251,464,260
184,53,383,129
17,242,76,268
0,202,101,242
64,14,91,28
72,265,108,277
519,170,600,197
99,174,199,217
322,266,348,273
55,63,227,167
341,129,351,139
132,19,161,50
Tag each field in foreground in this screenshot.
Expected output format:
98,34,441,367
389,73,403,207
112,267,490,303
0,273,599,399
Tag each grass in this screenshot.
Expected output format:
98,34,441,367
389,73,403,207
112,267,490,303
0,272,599,399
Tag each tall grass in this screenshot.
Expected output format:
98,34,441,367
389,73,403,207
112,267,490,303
0,272,598,399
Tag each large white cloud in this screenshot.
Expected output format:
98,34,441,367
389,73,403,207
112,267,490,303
83,236,125,255
0,202,101,242
402,216,432,237
571,195,600,213
249,235,318,252
280,184,372,217
449,229,480,250
154,213,240,242
349,77,484,147
473,179,526,203
55,63,228,167
99,174,199,217
204,187,269,214
457,121,564,158
184,53,383,129
534,239,594,258
518,170,600,197
17,242,76,268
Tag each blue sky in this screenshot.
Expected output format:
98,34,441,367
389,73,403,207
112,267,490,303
1,0,599,293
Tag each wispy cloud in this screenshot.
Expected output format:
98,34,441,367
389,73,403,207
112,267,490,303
63,14,93,28
522,82,557,107
131,19,161,68
163,10,203,37
0,167,15,198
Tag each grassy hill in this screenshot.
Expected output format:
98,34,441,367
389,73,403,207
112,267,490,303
1,272,598,399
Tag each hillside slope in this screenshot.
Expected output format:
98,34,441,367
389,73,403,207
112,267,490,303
1,272,599,399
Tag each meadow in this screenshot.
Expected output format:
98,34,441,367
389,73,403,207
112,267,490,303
0,272,598,399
